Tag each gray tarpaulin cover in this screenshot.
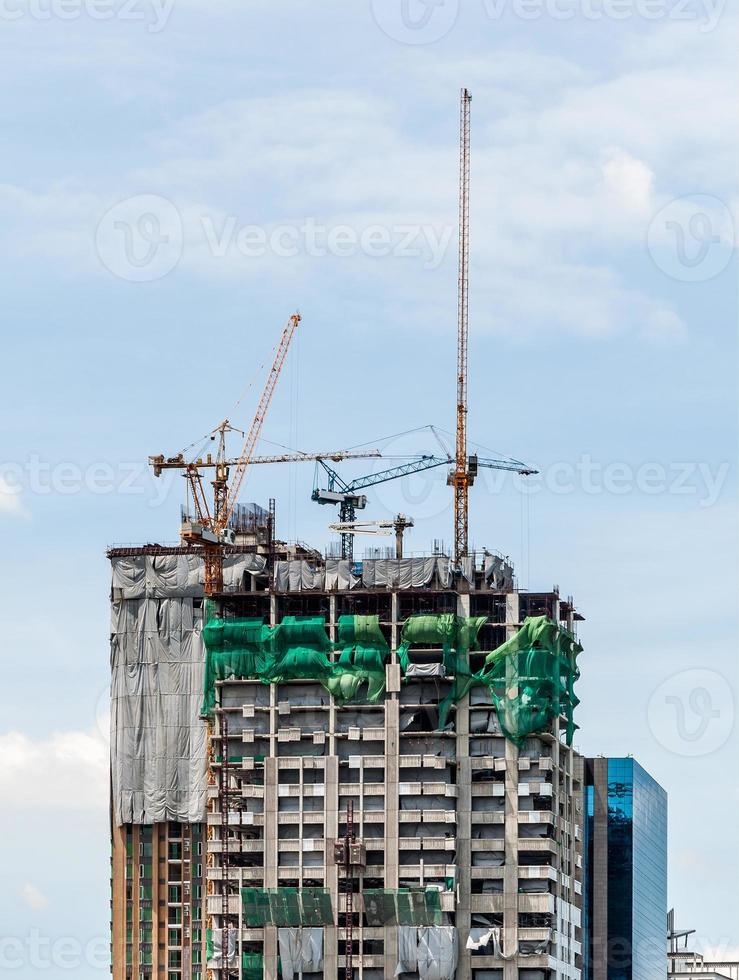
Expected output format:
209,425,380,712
112,553,264,597
484,555,513,591
274,560,325,591
396,926,418,974
110,554,216,825
397,927,458,979
405,663,447,678
361,557,451,589
274,557,358,591
278,928,323,978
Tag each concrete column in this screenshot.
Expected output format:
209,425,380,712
384,692,400,974
263,757,279,978
324,754,340,978
456,591,472,980
503,590,520,980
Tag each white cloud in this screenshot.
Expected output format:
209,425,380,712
0,730,107,812
21,883,48,911
602,150,654,217
0,477,29,519
0,16,733,347
641,309,688,347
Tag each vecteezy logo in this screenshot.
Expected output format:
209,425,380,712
95,194,183,282
647,669,734,757
370,0,459,44
647,194,734,282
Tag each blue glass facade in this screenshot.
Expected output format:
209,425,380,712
583,758,668,980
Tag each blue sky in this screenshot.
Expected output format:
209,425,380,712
0,1,736,974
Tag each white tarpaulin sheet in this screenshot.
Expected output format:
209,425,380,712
397,927,458,979
465,926,515,960
277,928,323,979
110,555,210,825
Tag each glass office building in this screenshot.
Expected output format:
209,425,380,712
583,757,668,980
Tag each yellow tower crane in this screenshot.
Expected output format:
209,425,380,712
448,87,473,565
148,311,380,594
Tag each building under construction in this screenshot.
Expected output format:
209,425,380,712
109,89,586,980
109,534,585,980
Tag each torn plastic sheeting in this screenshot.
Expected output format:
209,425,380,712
520,937,551,955
466,927,496,951
205,927,238,969
278,927,323,979
484,554,514,591
396,925,418,975
416,926,459,980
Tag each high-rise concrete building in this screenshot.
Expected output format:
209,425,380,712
582,758,668,980
109,536,585,980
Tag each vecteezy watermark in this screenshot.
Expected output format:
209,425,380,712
370,0,460,43
647,194,735,283
95,194,454,282
369,0,726,42
0,0,175,31
647,669,735,757
370,451,732,522
96,194,183,283
0,455,177,508
0,930,108,971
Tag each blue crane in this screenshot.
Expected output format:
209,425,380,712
312,453,537,560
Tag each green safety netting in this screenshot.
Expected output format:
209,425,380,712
241,953,263,979
241,888,334,927
202,605,580,746
362,888,442,927
202,614,390,716
400,613,580,744
326,614,390,704
397,613,486,673
477,615,582,746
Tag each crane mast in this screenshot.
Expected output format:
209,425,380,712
220,314,301,533
203,313,301,594
451,87,472,564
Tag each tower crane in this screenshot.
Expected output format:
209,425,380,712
148,312,380,594
329,515,415,560
147,312,301,594
449,87,473,564
313,452,536,561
